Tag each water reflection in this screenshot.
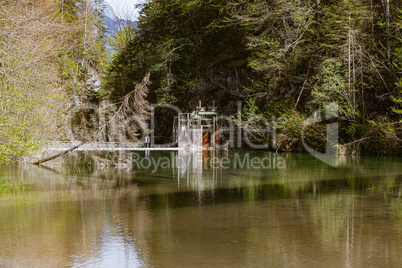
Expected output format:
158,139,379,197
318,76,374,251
0,153,401,267
70,226,144,268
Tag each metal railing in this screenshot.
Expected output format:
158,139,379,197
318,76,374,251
44,141,141,150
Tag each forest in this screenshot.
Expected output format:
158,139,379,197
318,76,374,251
1,0,401,161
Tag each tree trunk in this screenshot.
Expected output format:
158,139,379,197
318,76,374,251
386,0,390,61
32,142,85,165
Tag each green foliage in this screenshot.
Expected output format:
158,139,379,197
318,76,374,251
391,86,402,114
104,0,249,106
358,119,401,155
234,0,316,93
233,99,260,122
274,110,305,151
103,31,150,102
231,99,269,142
346,123,358,138
100,0,402,154
0,178,30,195
0,82,43,161
310,59,359,121
392,8,402,115
0,0,107,161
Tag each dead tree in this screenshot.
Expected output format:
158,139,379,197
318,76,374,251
32,74,152,165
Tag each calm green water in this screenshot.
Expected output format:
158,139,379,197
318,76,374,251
0,151,401,267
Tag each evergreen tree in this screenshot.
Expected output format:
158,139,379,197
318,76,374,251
100,0,401,154
104,0,250,109
231,0,317,95
391,5,402,116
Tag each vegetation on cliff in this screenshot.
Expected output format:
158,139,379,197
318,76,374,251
1,0,401,160
104,0,401,155
0,0,106,160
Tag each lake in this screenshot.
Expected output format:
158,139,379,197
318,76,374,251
0,151,401,267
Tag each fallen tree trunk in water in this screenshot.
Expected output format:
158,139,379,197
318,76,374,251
32,142,85,165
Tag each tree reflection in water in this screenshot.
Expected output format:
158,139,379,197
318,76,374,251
0,153,401,267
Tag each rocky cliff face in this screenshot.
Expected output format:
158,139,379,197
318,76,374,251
184,64,256,114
